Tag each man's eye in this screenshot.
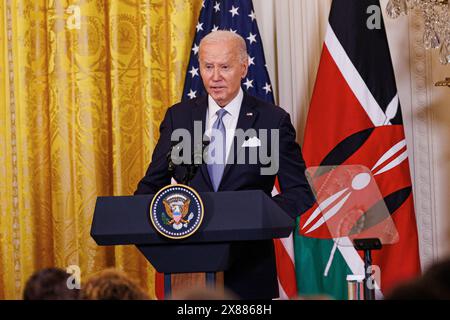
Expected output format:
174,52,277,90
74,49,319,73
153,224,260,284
222,66,229,70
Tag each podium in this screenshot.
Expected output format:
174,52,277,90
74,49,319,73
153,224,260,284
90,190,294,297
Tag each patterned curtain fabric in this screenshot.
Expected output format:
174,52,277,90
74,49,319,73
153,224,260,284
0,0,201,299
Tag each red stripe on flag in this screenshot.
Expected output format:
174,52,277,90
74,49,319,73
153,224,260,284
273,178,298,298
155,272,164,300
274,238,298,298
303,45,373,167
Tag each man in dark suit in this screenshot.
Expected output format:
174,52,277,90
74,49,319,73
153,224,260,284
135,31,314,299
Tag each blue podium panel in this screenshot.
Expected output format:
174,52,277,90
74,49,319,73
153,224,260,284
91,190,294,274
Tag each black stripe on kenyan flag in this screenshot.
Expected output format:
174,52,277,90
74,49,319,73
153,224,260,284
329,0,403,125
320,128,374,167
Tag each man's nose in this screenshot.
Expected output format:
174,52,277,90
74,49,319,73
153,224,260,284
212,67,221,81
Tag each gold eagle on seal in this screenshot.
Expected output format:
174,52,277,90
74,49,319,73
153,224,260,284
163,197,191,230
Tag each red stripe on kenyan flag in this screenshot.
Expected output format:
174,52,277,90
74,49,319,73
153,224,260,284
303,45,373,166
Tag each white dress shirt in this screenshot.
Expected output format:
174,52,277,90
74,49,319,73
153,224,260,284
205,88,243,161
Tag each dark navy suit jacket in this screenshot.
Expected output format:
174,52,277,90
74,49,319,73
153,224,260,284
135,92,314,299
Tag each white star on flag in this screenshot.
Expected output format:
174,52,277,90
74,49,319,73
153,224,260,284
214,2,220,12
189,66,199,78
192,44,199,55
211,25,219,32
202,1,205,8
229,28,237,34
243,78,254,90
247,32,257,45
248,56,255,66
229,5,239,17
187,89,197,99
248,10,256,21
196,22,204,32
263,83,272,94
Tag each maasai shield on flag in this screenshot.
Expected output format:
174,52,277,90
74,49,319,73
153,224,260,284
180,0,296,300
296,0,421,299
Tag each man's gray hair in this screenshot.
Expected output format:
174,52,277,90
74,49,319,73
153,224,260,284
199,30,248,63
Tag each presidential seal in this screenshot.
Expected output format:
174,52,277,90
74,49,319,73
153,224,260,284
150,184,204,240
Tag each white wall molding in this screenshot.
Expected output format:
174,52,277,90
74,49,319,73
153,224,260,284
407,11,439,270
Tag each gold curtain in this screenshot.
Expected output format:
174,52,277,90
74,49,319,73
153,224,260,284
0,0,202,299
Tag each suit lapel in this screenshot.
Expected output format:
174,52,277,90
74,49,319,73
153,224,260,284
192,96,214,190
220,93,259,189
192,96,208,126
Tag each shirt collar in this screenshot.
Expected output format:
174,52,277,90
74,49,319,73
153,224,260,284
208,88,243,121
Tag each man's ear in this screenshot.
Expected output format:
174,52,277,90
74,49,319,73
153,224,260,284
241,62,249,79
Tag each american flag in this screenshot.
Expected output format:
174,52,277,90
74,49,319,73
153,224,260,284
182,0,274,103
181,0,298,300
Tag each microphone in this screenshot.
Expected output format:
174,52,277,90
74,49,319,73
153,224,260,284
167,142,181,176
193,137,210,167
184,138,210,185
166,138,210,185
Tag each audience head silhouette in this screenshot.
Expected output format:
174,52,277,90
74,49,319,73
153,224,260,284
23,267,79,300
80,268,149,300
386,257,450,300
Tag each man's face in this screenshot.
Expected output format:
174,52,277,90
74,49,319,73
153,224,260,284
199,40,248,107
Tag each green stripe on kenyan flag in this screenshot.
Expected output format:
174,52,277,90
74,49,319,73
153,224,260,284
295,228,351,300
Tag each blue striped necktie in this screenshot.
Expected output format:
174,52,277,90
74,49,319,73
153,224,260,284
207,109,228,191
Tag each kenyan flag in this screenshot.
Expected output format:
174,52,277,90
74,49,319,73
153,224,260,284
296,0,420,299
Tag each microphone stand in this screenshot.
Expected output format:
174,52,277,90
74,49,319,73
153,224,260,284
353,238,382,300
166,139,215,289
167,140,210,186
